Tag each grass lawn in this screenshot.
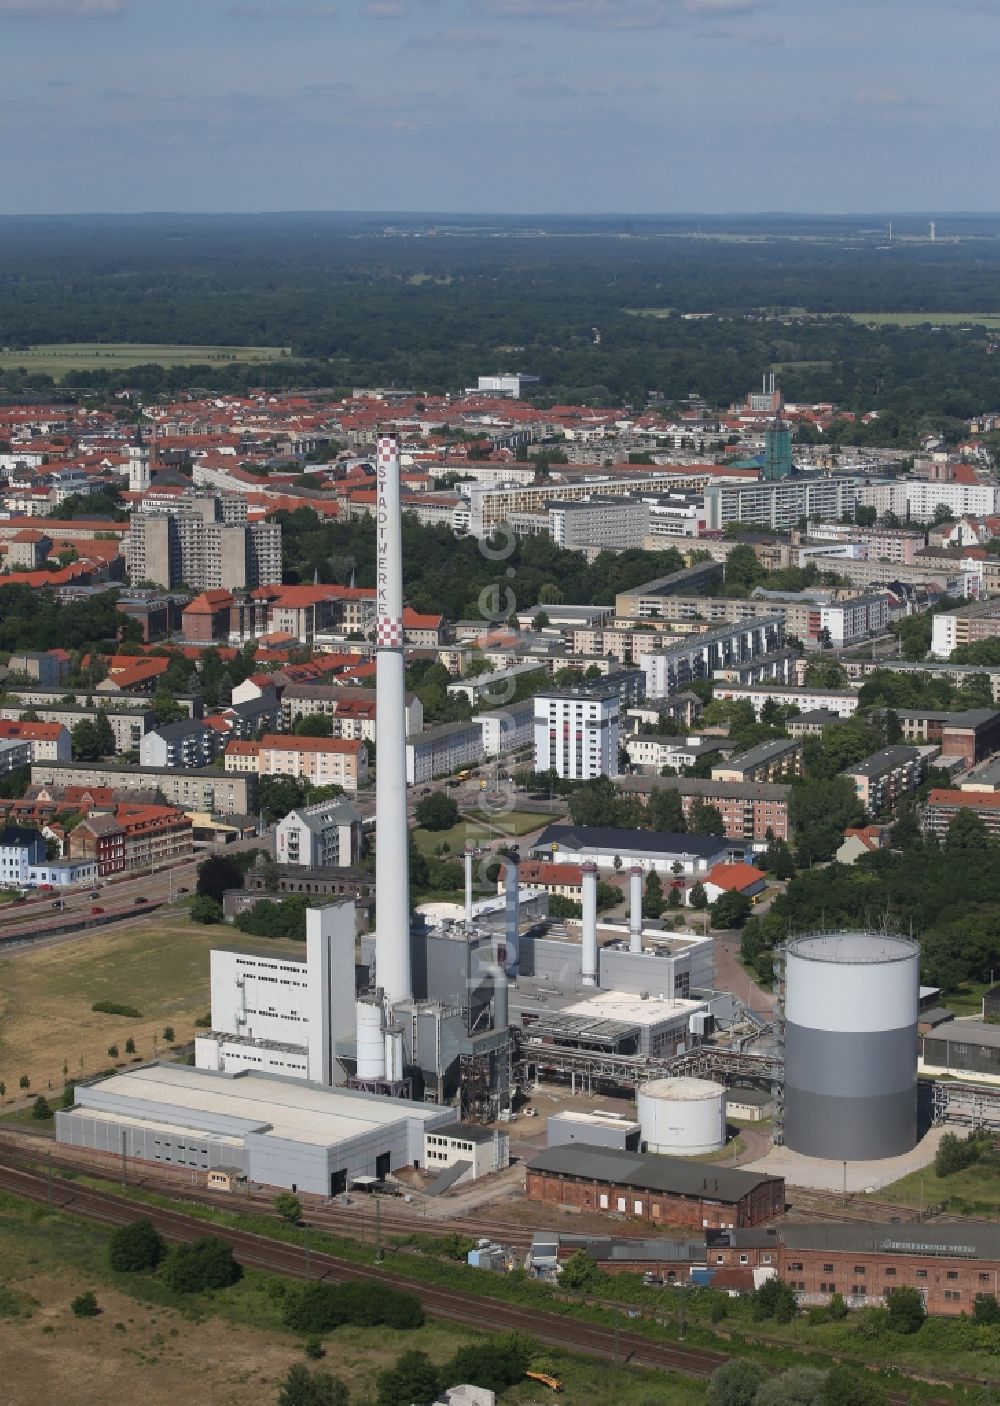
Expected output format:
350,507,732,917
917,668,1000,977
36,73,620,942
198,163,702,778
0,342,290,376
0,911,303,1101
872,1154,1000,1217
463,809,548,838
412,808,547,861
940,980,991,1016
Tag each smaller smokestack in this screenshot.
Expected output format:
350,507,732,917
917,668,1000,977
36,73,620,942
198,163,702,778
629,865,643,953
581,862,598,987
464,844,475,926
504,851,520,980
384,1025,405,1083
492,962,508,1032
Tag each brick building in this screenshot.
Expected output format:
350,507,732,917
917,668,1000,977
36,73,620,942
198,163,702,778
525,1146,784,1231
617,776,792,842
778,1221,1000,1318
922,787,1000,840
897,708,1000,767
69,803,192,875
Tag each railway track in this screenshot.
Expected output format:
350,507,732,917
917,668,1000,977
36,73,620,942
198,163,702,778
0,1160,726,1379
0,1160,968,1400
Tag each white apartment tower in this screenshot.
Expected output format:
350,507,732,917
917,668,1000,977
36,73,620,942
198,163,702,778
534,683,620,780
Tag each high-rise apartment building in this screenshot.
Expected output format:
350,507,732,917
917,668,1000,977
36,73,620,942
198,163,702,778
534,681,620,780
125,495,281,591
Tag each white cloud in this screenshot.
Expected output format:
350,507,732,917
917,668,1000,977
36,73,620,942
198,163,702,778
0,0,128,13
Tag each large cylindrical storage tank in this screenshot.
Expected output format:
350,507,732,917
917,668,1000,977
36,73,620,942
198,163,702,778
356,997,386,1080
783,932,919,1160
638,1077,727,1156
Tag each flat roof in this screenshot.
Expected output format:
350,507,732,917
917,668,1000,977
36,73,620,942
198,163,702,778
562,991,705,1028
786,932,918,965
81,1064,449,1148
781,1220,1000,1259
924,1019,1000,1051
549,1110,642,1130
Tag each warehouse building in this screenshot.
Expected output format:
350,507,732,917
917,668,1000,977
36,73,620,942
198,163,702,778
525,1145,784,1230
57,1063,453,1196
921,1020,1000,1081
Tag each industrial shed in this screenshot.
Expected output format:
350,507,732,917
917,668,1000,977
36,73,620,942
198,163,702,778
56,1063,453,1197
525,1144,784,1230
921,1019,1000,1080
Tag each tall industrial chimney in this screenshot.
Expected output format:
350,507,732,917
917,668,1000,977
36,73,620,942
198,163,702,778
629,865,643,954
504,850,520,980
581,862,598,987
374,431,412,1009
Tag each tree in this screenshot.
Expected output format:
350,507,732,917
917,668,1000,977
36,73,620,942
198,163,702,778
803,658,849,689
71,1290,100,1318
945,807,991,850
819,1366,887,1406
642,870,664,918
107,1044,119,1060
190,895,224,924
689,799,726,837
689,880,708,910
753,1276,797,1323
108,1218,166,1272
711,890,752,930
274,1192,303,1224
161,1236,242,1293
124,1036,136,1056
278,1364,350,1406
197,853,246,902
18,1074,30,1091
293,715,335,737
376,1350,440,1406
885,1284,925,1334
764,838,796,880
648,785,687,833
934,1129,982,1176
756,1366,827,1406
163,1026,175,1044
706,1359,768,1406
558,1251,601,1290
973,1292,1000,1324
414,792,459,831
70,718,102,761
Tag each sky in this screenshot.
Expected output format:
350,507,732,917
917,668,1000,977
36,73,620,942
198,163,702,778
0,0,996,215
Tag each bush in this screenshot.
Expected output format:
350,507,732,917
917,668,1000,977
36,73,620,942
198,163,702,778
377,1350,439,1406
31,1094,52,1120
71,1290,100,1318
283,1280,423,1334
820,1364,888,1406
274,1191,303,1224
160,1236,242,1294
91,1001,141,1018
974,1292,1000,1324
885,1284,925,1335
934,1129,986,1177
828,1290,848,1321
303,1334,324,1359
190,895,223,925
706,1359,768,1406
441,1337,533,1398
852,1305,890,1341
108,1218,166,1273
752,1276,797,1323
415,792,459,831
277,1363,349,1406
162,1026,175,1044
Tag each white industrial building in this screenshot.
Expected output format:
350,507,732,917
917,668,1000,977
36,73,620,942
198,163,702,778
560,991,710,1060
56,1063,453,1195
195,903,358,1085
534,683,620,780
423,1122,510,1187
530,823,729,878
547,1109,642,1152
274,798,362,869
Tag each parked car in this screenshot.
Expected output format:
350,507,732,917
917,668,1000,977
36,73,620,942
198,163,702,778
89,891,99,899
177,886,188,894
91,905,104,915
133,896,148,905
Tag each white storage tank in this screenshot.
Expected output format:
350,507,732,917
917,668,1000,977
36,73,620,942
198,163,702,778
355,996,386,1081
637,1076,727,1156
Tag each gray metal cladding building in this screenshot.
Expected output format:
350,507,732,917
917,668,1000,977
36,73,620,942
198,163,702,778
782,932,920,1161
56,1063,453,1196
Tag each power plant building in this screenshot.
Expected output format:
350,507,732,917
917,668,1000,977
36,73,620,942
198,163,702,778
782,932,919,1161
57,1063,452,1196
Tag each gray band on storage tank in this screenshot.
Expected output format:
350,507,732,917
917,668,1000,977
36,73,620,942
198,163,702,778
785,1023,918,1098
783,1087,917,1161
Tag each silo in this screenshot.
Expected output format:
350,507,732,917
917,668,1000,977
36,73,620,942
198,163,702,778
355,997,386,1081
783,932,919,1160
638,1077,727,1156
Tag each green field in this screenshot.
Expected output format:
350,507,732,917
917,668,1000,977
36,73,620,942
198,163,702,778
873,1152,1000,1217
838,312,1000,328
0,342,291,376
